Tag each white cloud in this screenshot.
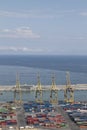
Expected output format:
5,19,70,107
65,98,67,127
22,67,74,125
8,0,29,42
0,9,75,19
80,12,87,16
0,10,28,18
64,36,87,40
0,27,40,39
0,10,54,18
0,46,45,53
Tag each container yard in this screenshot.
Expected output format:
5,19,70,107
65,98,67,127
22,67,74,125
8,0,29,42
23,101,69,129
0,101,70,130
0,101,87,130
0,102,17,129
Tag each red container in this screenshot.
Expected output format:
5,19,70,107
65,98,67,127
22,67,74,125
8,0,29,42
33,118,39,121
10,114,16,116
27,119,34,124
10,120,17,123
9,112,15,114
41,114,47,117
56,115,62,118
33,121,39,124
1,122,6,126
27,118,34,121
27,115,32,118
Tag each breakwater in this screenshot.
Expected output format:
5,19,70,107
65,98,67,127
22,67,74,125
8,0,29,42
0,84,87,92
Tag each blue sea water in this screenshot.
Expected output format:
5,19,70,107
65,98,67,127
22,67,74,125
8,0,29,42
0,55,87,101
0,55,87,85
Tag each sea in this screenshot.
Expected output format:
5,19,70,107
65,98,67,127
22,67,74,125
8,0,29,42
0,55,87,102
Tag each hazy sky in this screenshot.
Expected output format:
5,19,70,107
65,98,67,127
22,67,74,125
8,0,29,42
0,0,87,55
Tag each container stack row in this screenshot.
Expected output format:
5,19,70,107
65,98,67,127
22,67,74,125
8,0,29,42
61,102,87,129
0,104,17,127
23,101,68,129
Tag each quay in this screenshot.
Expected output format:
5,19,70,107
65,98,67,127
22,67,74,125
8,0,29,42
0,84,87,92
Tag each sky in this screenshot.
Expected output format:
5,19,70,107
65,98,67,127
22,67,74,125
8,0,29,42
0,0,87,55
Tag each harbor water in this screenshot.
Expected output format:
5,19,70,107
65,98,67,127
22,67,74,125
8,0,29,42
0,55,87,102
1,90,87,102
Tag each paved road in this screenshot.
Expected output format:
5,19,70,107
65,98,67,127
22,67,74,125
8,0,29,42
16,107,26,128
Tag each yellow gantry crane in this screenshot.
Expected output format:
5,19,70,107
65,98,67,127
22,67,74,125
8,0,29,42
50,75,58,104
14,73,22,104
64,72,74,103
35,74,43,103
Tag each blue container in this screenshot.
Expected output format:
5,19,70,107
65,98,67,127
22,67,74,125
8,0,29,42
34,123,39,126
6,122,13,125
32,103,37,107
25,109,29,112
44,119,50,123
